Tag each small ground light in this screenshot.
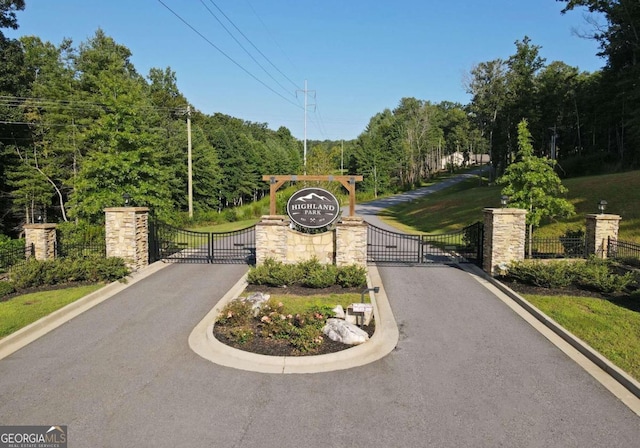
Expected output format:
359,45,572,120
361,286,380,303
501,195,509,208
598,199,607,214
123,192,131,206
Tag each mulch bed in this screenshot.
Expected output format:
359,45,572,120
502,280,640,312
213,285,375,357
502,280,609,299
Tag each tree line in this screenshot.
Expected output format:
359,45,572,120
349,1,640,193
1,0,638,235
0,11,301,233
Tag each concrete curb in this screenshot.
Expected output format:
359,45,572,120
188,264,399,374
462,264,640,416
0,261,171,361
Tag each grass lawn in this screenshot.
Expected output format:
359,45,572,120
378,177,500,234
262,293,366,314
188,219,259,233
0,284,103,338
378,170,640,242
524,294,640,381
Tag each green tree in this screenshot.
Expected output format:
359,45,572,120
69,30,173,221
498,119,574,256
559,0,640,168
0,0,26,233
466,59,507,179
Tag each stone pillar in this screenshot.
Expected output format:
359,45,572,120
335,216,368,267
483,208,527,276
585,213,621,259
104,207,149,271
24,223,57,260
255,215,289,265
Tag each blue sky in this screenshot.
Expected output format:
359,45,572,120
6,0,604,141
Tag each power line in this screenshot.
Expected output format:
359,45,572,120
209,0,301,91
156,0,302,110
0,96,186,113
198,0,295,99
245,0,302,90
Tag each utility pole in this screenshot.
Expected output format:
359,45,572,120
187,105,193,218
296,80,315,174
341,139,344,173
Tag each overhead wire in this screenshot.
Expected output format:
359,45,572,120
205,0,301,92
244,0,302,90
156,0,302,110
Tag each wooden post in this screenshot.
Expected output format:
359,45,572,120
262,175,363,216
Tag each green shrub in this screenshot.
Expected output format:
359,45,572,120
336,265,367,288
630,289,640,300
505,260,577,288
506,258,638,294
298,258,337,288
247,259,299,287
216,300,253,326
10,257,129,290
575,258,637,293
0,280,15,298
248,259,368,289
228,327,254,345
287,324,324,352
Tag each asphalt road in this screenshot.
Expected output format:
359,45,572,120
354,166,489,230
1,167,638,446
1,262,639,447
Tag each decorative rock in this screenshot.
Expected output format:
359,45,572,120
243,292,270,316
323,318,369,345
332,305,345,319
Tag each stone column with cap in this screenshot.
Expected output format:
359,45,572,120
24,223,57,260
104,207,149,271
335,216,368,267
585,213,621,259
483,208,527,276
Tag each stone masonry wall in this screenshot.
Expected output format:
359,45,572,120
256,215,368,266
285,230,335,264
255,216,289,265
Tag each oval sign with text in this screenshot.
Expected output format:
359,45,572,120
287,187,340,229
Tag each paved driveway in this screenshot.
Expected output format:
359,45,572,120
1,261,638,447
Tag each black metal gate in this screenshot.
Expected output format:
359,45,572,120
367,222,483,266
149,220,255,264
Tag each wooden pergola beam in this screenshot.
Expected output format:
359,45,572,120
262,175,364,216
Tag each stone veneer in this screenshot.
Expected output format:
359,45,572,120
483,208,527,276
104,207,149,271
585,213,621,259
335,216,368,267
24,223,57,260
255,215,367,266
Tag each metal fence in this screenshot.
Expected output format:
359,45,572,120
525,236,586,259
608,238,640,266
367,222,483,266
149,219,256,264
0,242,33,272
55,241,106,258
